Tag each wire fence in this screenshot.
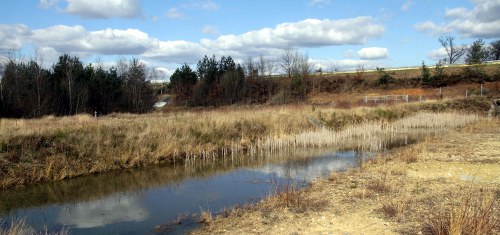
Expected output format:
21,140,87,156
364,95,409,104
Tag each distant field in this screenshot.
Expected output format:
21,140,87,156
307,82,500,106
309,61,500,80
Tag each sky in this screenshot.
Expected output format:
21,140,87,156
0,0,499,80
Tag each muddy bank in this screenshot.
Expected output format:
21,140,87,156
193,119,500,235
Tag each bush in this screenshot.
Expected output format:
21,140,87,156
462,66,491,83
377,67,395,86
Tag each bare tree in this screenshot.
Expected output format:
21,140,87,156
298,52,311,79
0,59,4,105
328,62,340,73
439,35,467,64
244,56,257,78
265,58,276,76
281,45,297,78
33,47,45,116
281,45,313,79
148,66,159,81
116,56,129,78
355,64,365,80
257,55,266,77
94,55,103,68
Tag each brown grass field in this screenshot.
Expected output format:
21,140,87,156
0,78,498,189
1,93,495,189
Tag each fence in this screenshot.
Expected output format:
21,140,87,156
364,95,409,104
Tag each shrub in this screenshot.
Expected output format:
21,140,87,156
377,67,395,86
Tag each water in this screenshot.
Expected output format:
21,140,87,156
0,134,426,234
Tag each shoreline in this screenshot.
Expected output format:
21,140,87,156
0,97,492,189
193,119,500,234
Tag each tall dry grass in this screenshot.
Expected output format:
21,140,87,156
424,189,499,235
0,219,68,235
0,102,483,188
257,112,479,152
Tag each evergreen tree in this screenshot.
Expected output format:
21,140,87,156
170,63,197,103
465,39,488,64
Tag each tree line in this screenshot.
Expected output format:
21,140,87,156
169,46,311,106
438,36,500,64
0,54,155,118
1,37,498,117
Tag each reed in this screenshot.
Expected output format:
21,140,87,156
424,189,499,235
257,112,480,152
0,219,69,235
0,100,484,188
198,208,213,224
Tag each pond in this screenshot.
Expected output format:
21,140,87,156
0,133,425,234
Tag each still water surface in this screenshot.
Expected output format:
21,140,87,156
0,135,422,234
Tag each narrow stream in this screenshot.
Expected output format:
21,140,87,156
0,133,427,234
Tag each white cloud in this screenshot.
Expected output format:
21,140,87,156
310,58,385,72
343,50,355,59
0,17,384,66
0,24,32,52
401,37,411,44
357,47,389,60
189,0,220,10
202,25,219,36
427,47,448,61
36,46,63,67
202,17,384,51
309,0,330,6
415,0,500,38
144,40,207,63
445,7,469,19
38,0,60,9
146,17,383,62
414,21,436,32
167,1,220,20
401,0,413,11
57,196,148,229
166,8,184,19
60,0,142,19
413,21,452,36
30,25,154,55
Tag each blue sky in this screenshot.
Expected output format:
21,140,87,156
1,0,499,79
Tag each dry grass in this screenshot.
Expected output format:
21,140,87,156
424,189,499,235
0,220,33,235
198,208,213,224
265,179,329,213
194,118,499,235
307,81,500,106
260,112,480,152
381,200,410,219
0,219,68,235
0,97,487,188
1,106,311,188
366,179,391,193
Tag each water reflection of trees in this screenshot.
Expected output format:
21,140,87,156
0,131,433,215
0,148,335,214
